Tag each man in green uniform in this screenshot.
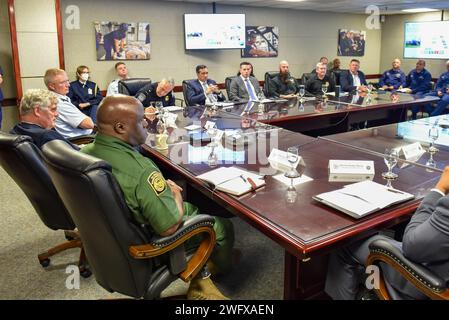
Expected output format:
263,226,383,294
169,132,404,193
82,95,234,300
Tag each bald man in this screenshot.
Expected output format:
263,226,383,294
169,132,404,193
267,60,300,99
81,95,234,300
379,58,406,90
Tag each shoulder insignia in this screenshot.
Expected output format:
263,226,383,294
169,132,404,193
147,171,166,196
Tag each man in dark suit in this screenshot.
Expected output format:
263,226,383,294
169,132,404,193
185,65,225,106
339,59,368,93
229,62,265,102
325,167,449,299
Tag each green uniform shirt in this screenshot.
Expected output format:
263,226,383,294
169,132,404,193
81,134,179,234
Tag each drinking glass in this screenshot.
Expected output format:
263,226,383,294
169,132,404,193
382,148,399,187
207,147,218,167
426,126,439,167
207,124,218,147
285,146,300,179
299,85,305,102
321,84,328,95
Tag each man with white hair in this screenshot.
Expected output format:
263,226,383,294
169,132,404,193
135,77,175,107
305,62,335,96
268,60,299,99
379,58,406,90
424,60,449,117
10,88,77,149
44,68,94,138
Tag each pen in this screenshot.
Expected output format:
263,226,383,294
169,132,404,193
387,188,404,194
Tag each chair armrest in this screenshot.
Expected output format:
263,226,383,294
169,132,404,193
367,239,449,300
129,214,216,282
68,134,96,146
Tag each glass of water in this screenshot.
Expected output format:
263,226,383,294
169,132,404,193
299,85,305,101
382,148,399,187
321,84,328,96
426,126,439,168
285,146,300,179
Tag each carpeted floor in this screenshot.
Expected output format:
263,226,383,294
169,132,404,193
0,165,284,300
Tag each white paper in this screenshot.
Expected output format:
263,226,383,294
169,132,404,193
272,174,313,186
184,124,202,131
204,121,216,130
163,106,183,112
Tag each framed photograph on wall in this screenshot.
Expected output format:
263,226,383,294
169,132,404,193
338,29,366,56
241,26,279,58
94,22,151,61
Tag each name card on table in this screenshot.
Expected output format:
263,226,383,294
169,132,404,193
268,148,306,175
328,160,374,182
396,142,425,168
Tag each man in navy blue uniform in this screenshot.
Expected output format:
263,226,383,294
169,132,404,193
379,58,406,91
424,60,449,117
103,23,128,60
339,59,368,93
185,65,225,106
404,60,432,120
67,65,103,124
10,89,78,150
135,78,175,108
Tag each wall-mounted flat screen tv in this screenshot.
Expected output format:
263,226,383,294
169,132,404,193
184,14,245,50
404,21,449,59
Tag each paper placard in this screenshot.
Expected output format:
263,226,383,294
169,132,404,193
204,121,216,130
329,160,374,175
184,124,202,131
397,142,425,168
268,148,306,175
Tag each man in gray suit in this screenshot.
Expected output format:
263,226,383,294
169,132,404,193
229,62,265,102
325,167,449,300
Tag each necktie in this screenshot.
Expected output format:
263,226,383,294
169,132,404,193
244,79,258,101
202,82,217,103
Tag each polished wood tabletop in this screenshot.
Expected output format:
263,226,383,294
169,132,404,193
141,105,442,258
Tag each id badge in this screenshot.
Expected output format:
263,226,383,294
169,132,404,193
88,88,93,95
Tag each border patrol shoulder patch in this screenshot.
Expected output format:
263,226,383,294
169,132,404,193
147,171,166,196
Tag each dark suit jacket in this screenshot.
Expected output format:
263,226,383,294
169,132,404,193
339,70,367,92
229,76,265,102
382,191,449,299
185,79,225,106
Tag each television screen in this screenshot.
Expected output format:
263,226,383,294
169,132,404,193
404,21,449,59
184,14,245,50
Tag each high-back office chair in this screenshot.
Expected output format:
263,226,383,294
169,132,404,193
225,76,237,100
367,238,449,300
118,78,152,96
301,72,314,86
41,140,216,299
263,71,279,98
331,69,345,86
0,132,89,276
182,79,196,107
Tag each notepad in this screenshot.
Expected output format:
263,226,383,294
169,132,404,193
313,180,414,219
197,167,265,196
163,106,183,112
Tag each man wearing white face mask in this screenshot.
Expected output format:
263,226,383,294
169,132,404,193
67,65,103,123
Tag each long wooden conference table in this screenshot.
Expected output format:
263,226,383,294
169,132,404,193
141,102,446,299
224,91,439,136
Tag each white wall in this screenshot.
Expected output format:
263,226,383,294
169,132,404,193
380,11,449,78
60,0,382,91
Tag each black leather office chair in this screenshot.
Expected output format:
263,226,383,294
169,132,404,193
0,132,89,276
367,238,449,300
264,71,279,98
331,69,344,86
41,140,216,299
225,76,237,100
182,79,196,107
118,78,152,96
301,72,314,86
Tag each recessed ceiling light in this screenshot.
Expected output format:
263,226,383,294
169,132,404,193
402,8,439,13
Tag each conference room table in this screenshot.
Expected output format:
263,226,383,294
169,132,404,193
140,105,444,299
224,91,439,137
324,114,449,173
